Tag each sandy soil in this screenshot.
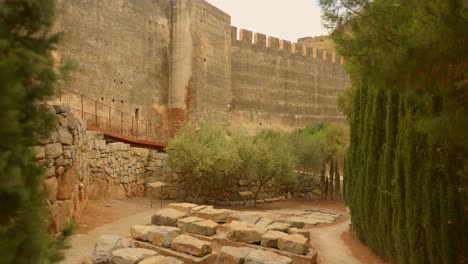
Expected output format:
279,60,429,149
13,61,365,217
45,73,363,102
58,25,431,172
62,197,387,264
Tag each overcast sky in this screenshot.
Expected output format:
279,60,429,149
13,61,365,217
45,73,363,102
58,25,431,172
205,0,328,42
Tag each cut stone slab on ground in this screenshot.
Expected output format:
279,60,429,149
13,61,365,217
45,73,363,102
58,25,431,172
170,234,212,257
185,219,218,236
278,234,309,255
147,226,181,248
151,208,187,226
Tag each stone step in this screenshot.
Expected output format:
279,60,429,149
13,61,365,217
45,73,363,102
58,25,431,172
133,240,217,264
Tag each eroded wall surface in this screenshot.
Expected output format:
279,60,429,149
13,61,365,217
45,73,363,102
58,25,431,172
55,0,171,138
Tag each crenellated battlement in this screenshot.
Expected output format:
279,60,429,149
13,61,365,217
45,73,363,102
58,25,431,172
231,26,343,65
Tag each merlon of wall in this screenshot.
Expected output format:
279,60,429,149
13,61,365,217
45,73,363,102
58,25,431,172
231,26,343,65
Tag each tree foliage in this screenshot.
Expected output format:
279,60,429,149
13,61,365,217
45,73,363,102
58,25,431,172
0,0,70,263
320,0,468,263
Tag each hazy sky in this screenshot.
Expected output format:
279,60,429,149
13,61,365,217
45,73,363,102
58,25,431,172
205,0,328,42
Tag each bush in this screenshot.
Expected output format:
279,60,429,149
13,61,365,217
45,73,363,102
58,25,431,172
248,130,298,206
166,120,240,203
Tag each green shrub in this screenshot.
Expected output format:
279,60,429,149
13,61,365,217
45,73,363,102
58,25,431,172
166,120,240,203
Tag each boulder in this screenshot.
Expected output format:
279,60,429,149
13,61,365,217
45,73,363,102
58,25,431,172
227,221,266,244
266,222,291,232
130,225,159,241
147,226,181,248
92,235,122,264
139,256,183,264
194,207,234,223
167,203,198,214
151,208,187,226
109,248,157,264
277,234,309,255
261,230,288,248
217,246,254,264
170,235,212,257
244,250,292,264
177,216,204,231
287,228,310,239
185,219,218,236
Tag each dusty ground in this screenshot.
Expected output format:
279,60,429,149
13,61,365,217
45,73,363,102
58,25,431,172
62,197,387,264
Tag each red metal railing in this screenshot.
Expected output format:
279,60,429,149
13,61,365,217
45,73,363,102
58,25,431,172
57,88,166,147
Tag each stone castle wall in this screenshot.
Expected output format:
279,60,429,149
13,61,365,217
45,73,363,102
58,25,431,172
55,0,348,138
230,28,348,133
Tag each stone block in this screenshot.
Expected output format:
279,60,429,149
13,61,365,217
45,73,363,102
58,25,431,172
177,216,205,231
92,235,125,264
194,207,233,223
32,146,45,159
217,246,254,264
49,200,74,233
57,167,78,200
170,235,212,257
287,228,310,239
45,143,63,159
51,103,70,114
277,234,309,255
261,230,288,248
151,208,187,226
186,219,218,236
147,226,181,248
244,250,292,264
266,222,291,232
44,166,56,178
43,177,58,201
167,203,198,214
139,256,183,264
255,217,274,229
227,221,266,244
130,225,160,241
109,248,157,264
57,126,73,145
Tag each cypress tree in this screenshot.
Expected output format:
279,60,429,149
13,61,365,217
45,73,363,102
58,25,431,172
329,158,334,199
320,0,468,263
334,158,340,200
0,1,70,263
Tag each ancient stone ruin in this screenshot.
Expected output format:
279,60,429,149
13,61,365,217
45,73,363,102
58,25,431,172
89,202,343,264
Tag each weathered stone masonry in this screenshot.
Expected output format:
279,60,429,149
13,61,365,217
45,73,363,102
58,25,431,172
41,103,309,232
55,0,349,138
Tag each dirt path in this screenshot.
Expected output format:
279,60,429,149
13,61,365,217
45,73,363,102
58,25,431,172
309,220,361,264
